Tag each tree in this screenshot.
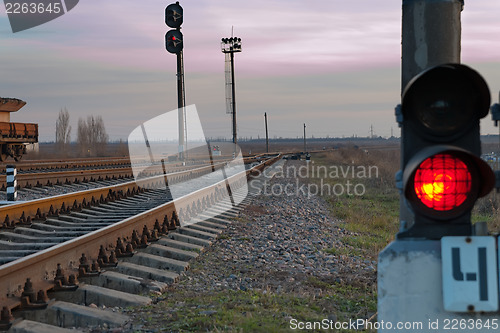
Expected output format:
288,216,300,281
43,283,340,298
55,107,71,153
77,115,109,156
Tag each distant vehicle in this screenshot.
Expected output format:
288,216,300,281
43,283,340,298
0,97,38,161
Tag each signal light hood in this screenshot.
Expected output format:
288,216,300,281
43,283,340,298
402,64,491,139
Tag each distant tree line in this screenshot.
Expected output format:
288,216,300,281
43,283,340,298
55,108,109,156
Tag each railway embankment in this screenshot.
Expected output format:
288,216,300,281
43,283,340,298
129,159,377,332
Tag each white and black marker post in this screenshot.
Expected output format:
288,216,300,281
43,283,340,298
6,165,17,201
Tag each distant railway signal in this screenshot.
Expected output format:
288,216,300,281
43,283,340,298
165,30,183,54
164,2,186,159
165,2,183,29
398,63,494,239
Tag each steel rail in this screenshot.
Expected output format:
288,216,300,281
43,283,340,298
0,153,270,173
0,154,280,312
0,162,230,226
0,156,264,190
0,167,133,189
0,157,132,172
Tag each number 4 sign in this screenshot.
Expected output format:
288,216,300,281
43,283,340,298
441,236,498,312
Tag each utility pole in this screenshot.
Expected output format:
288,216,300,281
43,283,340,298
230,50,236,145
490,91,500,167
497,92,500,155
177,50,186,160
303,123,306,153
264,112,269,153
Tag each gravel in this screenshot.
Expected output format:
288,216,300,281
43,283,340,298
164,160,377,297
77,160,379,332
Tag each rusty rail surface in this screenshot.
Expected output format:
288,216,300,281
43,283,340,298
0,154,280,313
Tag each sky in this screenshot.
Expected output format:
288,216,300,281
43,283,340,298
1,0,500,142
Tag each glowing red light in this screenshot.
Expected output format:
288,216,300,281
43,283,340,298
413,154,471,211
172,36,176,41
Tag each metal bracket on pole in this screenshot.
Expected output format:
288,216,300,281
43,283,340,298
395,104,403,127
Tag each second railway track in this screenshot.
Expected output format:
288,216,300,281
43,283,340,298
0,155,269,192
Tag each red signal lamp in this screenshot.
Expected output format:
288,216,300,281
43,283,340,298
404,146,494,221
397,64,494,239
414,153,471,211
165,29,183,54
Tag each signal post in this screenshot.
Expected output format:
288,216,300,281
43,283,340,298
378,1,500,331
378,64,499,332
165,2,186,160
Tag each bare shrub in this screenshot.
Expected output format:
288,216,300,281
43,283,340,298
55,107,71,154
77,115,109,156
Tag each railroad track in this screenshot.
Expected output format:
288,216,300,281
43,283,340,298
0,157,132,173
0,155,280,332
0,155,268,191
0,153,271,173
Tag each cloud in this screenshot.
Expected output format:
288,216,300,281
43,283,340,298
2,0,500,142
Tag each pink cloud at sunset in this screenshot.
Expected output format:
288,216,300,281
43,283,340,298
1,0,500,141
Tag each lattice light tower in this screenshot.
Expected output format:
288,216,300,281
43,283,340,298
221,37,242,145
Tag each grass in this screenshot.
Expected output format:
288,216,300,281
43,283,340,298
136,287,376,332
133,147,390,332
306,148,400,259
309,147,500,248
136,145,500,331
473,193,500,234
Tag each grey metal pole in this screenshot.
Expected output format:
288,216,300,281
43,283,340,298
303,123,306,153
264,112,269,153
177,49,185,160
230,52,237,146
401,0,463,91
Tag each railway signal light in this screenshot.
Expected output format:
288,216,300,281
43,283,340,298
398,63,495,239
165,30,183,54
165,2,183,29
